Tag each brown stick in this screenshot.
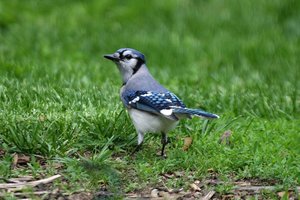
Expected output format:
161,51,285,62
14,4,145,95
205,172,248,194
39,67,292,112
202,191,216,200
0,190,52,197
0,175,61,189
7,176,34,183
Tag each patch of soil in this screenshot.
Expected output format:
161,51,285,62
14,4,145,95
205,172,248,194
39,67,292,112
1,155,298,199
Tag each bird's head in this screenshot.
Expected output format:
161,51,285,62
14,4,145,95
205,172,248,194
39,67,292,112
104,48,146,84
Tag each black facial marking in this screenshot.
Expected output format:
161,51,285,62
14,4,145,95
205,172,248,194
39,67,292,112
133,58,143,74
116,48,145,75
118,49,127,59
124,54,132,59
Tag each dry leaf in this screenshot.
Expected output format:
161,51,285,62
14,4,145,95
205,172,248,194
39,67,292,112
277,191,288,198
182,137,193,151
150,189,159,198
17,154,31,164
207,168,215,173
158,191,170,198
12,154,31,169
190,183,201,192
162,173,174,179
12,154,19,169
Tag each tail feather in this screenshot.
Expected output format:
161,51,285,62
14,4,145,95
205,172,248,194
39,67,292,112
171,107,219,119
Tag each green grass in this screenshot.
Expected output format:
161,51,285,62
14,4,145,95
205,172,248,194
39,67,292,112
0,0,299,197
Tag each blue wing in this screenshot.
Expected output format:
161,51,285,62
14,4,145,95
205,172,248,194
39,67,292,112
122,90,186,120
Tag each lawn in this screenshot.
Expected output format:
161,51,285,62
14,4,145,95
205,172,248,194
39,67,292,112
0,0,299,199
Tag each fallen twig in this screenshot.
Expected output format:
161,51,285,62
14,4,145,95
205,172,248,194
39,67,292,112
202,191,216,200
0,190,52,197
0,174,61,190
7,176,34,183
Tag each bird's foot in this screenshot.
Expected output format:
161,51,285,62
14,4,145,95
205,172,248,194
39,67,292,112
161,153,167,159
131,144,142,156
156,151,167,159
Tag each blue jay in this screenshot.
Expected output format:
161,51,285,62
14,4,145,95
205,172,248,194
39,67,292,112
104,48,219,156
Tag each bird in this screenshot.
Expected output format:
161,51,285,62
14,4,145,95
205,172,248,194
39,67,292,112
104,48,219,157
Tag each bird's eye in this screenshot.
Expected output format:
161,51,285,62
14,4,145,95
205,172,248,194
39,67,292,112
124,54,132,59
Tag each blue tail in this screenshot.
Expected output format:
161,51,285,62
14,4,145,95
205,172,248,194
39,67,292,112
172,107,219,119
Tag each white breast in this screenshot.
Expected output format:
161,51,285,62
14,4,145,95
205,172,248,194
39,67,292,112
128,108,178,134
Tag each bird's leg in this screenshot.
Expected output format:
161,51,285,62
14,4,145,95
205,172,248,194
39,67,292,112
161,132,168,157
131,132,144,155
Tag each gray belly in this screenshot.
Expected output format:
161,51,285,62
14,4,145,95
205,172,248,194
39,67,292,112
128,108,178,133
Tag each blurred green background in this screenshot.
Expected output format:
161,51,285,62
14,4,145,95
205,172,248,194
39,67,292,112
0,0,299,195
1,0,299,117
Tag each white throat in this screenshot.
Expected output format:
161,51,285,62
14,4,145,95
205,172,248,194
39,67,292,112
116,59,138,84
117,65,133,84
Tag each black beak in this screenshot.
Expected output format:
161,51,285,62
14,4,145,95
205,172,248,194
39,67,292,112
104,53,119,62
